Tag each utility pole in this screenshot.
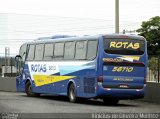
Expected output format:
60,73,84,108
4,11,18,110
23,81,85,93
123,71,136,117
115,0,119,33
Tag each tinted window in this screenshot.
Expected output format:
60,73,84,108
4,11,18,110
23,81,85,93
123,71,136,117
64,41,75,60
87,40,98,60
35,44,44,60
27,45,35,60
54,42,64,59
75,41,87,60
44,43,54,60
104,39,145,55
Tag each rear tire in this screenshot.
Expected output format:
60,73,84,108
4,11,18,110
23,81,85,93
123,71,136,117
25,81,40,97
103,98,119,105
68,83,77,103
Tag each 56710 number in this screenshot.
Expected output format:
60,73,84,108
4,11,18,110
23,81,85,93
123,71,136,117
112,67,133,72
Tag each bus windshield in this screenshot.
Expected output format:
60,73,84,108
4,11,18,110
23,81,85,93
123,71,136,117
104,39,145,55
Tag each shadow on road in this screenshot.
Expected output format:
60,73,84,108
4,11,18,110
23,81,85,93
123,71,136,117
21,94,138,107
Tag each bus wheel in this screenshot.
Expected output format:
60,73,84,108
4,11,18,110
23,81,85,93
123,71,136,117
68,83,76,103
25,81,40,97
103,98,119,105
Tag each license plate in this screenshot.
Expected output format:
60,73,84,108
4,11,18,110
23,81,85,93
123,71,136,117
119,84,129,88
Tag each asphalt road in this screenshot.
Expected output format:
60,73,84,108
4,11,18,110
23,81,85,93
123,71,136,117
0,91,160,118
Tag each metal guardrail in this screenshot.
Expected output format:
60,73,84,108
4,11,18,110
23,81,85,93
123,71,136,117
0,77,16,92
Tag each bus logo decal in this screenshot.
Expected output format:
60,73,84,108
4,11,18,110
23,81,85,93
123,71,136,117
117,56,140,62
110,41,140,50
31,64,47,73
33,75,76,87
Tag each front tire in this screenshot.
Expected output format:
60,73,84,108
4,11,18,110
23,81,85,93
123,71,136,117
25,81,40,97
68,84,77,103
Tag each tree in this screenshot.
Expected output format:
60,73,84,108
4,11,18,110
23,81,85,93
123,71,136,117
136,16,160,55
148,57,158,79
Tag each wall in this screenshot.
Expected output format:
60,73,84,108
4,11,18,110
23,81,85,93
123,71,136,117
142,82,160,104
0,77,16,92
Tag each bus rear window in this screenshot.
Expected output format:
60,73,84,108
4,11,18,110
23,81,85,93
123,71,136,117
104,39,145,55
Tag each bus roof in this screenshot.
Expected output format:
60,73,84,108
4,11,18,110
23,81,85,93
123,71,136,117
22,34,146,45
103,34,145,41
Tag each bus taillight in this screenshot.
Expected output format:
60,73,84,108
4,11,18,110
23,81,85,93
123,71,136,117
97,76,103,85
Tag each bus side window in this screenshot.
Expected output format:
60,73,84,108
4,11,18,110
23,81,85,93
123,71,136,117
87,40,98,60
34,44,44,61
27,45,35,61
54,42,64,60
44,43,54,60
64,41,75,60
19,44,27,62
75,41,87,60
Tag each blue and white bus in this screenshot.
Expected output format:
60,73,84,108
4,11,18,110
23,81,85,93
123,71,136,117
15,34,147,104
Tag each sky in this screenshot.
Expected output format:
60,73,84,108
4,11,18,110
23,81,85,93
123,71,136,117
0,0,159,56
0,0,159,20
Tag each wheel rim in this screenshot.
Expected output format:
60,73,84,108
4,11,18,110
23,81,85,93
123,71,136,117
69,84,76,102
70,87,75,100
